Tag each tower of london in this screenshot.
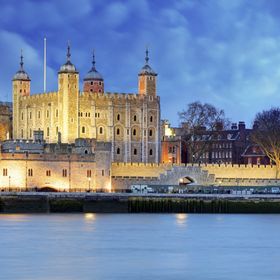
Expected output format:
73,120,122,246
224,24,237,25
12,45,161,163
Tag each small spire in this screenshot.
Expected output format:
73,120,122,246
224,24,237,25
145,47,149,65
92,49,96,70
20,49,24,70
67,41,71,62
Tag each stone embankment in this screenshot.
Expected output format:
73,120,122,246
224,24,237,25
1,193,280,213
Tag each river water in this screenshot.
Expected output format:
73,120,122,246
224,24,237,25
0,214,279,280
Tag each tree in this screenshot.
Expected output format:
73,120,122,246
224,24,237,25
251,107,280,178
178,101,229,163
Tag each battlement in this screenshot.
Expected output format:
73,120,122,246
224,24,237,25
20,91,58,101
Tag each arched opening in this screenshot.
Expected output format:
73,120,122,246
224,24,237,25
179,176,195,186
38,186,58,192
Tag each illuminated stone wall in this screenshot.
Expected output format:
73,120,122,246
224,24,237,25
0,151,111,192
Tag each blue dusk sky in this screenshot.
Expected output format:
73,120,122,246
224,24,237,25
0,0,280,127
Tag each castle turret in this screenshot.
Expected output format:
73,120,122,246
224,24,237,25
58,43,79,143
138,48,157,97
83,51,104,93
12,50,31,139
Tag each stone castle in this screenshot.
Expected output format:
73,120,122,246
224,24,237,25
12,46,160,163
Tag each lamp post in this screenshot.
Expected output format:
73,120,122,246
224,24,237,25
88,177,91,192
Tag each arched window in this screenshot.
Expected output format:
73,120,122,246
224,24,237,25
149,129,153,137
82,126,86,134
133,115,137,121
149,149,153,156
117,114,120,121
150,116,153,122
99,127,103,134
133,129,136,136
116,128,120,135
117,148,120,154
47,127,49,137
134,148,137,155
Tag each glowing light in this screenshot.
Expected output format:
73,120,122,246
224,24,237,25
84,213,96,221
176,213,188,226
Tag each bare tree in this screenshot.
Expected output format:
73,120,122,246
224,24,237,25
178,101,229,163
251,107,280,178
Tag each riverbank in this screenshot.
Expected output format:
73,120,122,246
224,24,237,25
1,192,280,213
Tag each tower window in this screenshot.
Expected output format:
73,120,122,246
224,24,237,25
62,169,67,177
21,112,24,120
117,147,120,154
47,127,50,137
29,112,32,119
82,126,86,134
99,127,103,134
3,168,8,176
133,129,136,136
117,114,120,121
133,115,137,121
87,170,92,178
90,89,93,92
149,149,153,156
134,149,137,155
56,109,58,117
91,81,93,85
46,170,51,177
21,129,23,138
28,169,33,177
150,116,153,122
116,128,120,135
149,129,153,137
46,110,49,118
38,111,41,119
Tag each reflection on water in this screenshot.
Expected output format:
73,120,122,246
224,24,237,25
0,214,280,280
175,213,188,226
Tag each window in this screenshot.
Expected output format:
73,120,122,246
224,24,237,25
29,129,32,138
62,169,67,177
99,127,103,134
28,169,33,177
117,114,120,121
91,81,93,85
117,147,120,154
82,126,86,134
87,170,92,178
88,113,90,117
81,112,83,117
3,168,8,176
150,116,153,122
21,129,23,138
127,129,129,135
46,170,51,177
47,127,50,137
29,112,32,119
133,129,136,136
102,170,104,176
38,111,41,119
46,110,49,118
99,82,102,85
149,129,153,137
149,149,153,156
116,128,120,135
134,148,137,155
90,89,93,92
133,115,137,121
56,109,58,117
21,112,24,120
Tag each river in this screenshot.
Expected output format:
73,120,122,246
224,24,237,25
0,214,279,280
